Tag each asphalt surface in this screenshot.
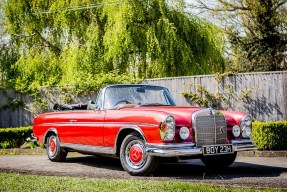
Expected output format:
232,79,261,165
0,154,286,189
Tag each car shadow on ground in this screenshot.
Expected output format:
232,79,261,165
64,155,287,180
65,155,124,171
156,160,287,180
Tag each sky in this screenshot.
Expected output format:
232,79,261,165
184,0,219,24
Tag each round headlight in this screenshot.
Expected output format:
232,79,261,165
241,115,252,126
165,128,175,140
166,116,175,128
242,126,251,138
179,127,190,140
232,125,240,138
160,115,175,141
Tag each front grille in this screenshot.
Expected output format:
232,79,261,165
194,113,227,147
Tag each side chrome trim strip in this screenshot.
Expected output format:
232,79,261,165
60,143,116,155
40,122,158,127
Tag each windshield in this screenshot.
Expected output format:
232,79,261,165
103,85,176,109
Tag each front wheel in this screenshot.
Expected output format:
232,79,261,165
47,134,67,162
120,134,159,176
201,152,237,169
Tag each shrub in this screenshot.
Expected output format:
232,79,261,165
0,141,12,149
0,126,32,148
252,121,287,150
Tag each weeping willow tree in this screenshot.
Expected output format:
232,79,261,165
1,2,19,88
3,0,226,94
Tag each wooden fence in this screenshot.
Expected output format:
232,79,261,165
0,88,97,128
143,71,287,122
0,89,33,128
0,71,286,127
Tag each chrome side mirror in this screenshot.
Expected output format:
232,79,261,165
87,100,97,110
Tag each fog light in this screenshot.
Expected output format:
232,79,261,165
232,125,240,138
179,127,189,140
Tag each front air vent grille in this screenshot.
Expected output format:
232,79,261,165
194,111,227,147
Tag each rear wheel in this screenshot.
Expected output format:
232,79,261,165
47,134,67,162
201,152,237,169
120,134,159,176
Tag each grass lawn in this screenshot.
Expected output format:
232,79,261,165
0,172,282,192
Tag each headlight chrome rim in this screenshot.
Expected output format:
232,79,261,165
240,115,252,138
232,125,241,138
165,128,175,140
242,126,252,138
179,127,190,140
241,115,252,127
160,115,175,141
166,116,175,128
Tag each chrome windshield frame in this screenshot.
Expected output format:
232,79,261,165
98,84,176,110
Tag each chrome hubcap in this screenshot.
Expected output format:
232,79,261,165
125,140,147,169
48,136,57,157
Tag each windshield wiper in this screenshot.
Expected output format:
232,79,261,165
139,103,171,106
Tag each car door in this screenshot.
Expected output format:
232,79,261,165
65,110,106,146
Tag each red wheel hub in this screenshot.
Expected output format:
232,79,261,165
129,145,143,163
50,139,56,153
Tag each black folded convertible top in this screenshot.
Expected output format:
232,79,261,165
53,103,88,111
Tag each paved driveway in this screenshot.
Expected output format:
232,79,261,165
0,155,286,189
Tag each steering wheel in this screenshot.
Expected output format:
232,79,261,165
113,100,131,108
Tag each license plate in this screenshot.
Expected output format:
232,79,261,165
202,144,233,156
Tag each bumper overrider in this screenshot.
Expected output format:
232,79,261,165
145,140,256,157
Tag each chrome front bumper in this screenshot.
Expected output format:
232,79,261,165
231,140,257,151
145,139,256,157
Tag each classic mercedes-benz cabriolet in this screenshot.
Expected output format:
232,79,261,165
33,84,256,176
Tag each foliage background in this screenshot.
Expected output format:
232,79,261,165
252,121,287,150
0,126,32,148
1,0,286,117
1,0,226,98
188,0,287,72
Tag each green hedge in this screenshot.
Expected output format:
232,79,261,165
0,126,32,148
252,121,287,150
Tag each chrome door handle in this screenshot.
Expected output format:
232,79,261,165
70,120,77,122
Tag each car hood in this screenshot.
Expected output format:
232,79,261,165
121,106,245,127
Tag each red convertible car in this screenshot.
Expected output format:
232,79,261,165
33,84,256,176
